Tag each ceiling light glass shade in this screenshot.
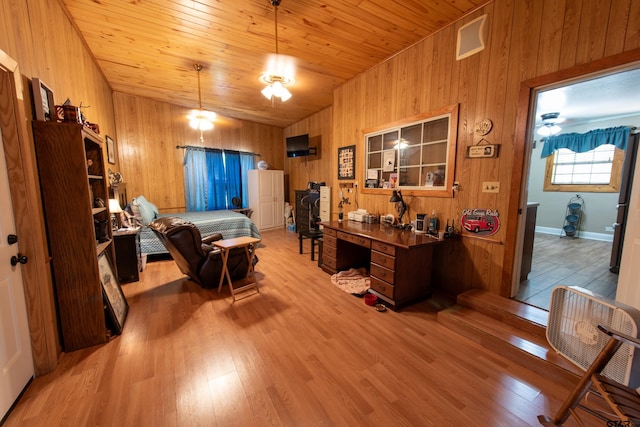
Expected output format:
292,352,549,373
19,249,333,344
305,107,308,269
188,109,217,130
536,124,561,136
259,73,293,101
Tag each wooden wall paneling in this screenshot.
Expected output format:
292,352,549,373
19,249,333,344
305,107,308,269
558,0,583,70
624,1,640,50
284,107,332,203
603,0,631,56
536,0,566,76
575,0,610,64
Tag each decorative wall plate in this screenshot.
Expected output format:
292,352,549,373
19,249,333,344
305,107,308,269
475,118,493,136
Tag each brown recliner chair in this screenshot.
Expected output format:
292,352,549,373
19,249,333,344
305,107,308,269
149,217,251,289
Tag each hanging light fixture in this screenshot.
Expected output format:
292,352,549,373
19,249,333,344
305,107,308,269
537,112,562,136
187,63,217,132
259,0,294,102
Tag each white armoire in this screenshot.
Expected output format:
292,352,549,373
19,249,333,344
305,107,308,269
248,169,285,230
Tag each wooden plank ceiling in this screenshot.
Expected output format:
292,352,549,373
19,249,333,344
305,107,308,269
60,0,487,128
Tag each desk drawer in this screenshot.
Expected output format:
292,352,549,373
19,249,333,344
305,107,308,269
372,240,396,256
323,243,336,259
370,277,394,299
323,255,337,270
323,228,337,237
337,231,370,248
371,250,394,269
370,263,395,284
323,235,336,248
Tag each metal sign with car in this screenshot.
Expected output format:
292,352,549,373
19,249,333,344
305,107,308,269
461,208,500,236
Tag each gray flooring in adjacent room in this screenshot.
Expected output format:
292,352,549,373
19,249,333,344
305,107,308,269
515,232,618,311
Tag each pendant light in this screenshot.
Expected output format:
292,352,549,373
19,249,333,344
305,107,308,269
259,0,294,102
187,63,217,133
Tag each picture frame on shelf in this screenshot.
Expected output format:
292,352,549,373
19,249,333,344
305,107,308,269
98,253,128,334
106,135,116,164
338,145,355,180
31,78,55,121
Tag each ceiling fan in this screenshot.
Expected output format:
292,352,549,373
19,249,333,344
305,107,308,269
537,112,564,136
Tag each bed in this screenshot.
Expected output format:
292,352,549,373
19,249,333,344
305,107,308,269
128,196,261,255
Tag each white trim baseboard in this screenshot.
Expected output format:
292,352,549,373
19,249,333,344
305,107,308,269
535,226,614,242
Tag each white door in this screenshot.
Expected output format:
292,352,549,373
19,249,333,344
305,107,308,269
616,133,640,308
257,171,276,229
0,126,34,419
272,171,284,227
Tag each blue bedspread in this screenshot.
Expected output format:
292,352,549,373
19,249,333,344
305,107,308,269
140,210,261,255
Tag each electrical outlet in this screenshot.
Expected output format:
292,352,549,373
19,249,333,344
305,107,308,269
482,181,500,193
606,226,614,232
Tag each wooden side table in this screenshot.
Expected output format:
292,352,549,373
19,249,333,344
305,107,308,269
113,228,141,283
212,236,261,301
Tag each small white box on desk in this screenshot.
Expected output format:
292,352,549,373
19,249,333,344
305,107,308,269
348,209,369,222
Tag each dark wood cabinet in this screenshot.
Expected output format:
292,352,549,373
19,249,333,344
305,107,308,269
33,121,116,351
113,228,141,283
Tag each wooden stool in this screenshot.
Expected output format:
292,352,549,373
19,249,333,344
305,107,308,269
212,236,260,301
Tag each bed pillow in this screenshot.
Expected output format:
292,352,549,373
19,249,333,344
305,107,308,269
133,195,158,225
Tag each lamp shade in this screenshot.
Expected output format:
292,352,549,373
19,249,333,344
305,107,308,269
390,190,403,202
108,198,123,213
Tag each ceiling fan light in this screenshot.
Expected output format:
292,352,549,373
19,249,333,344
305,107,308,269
537,126,552,136
279,87,292,102
548,124,561,135
259,0,294,102
262,85,274,100
188,109,215,130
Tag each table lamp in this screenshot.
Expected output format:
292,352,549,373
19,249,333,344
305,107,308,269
108,198,123,230
389,190,407,224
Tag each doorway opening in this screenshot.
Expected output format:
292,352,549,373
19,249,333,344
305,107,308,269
515,67,640,311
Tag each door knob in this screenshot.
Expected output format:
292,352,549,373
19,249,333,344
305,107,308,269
7,234,18,245
10,253,28,266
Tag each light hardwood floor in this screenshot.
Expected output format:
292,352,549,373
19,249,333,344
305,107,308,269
516,233,618,311
5,228,605,426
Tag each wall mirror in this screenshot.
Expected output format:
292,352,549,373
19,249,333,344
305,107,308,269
362,104,459,197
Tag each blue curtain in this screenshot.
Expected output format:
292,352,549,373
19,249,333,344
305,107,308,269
206,150,226,210
541,126,630,158
225,151,241,208
183,147,255,211
240,153,255,208
183,148,207,211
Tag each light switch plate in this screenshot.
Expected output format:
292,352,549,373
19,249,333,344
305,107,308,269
482,182,500,193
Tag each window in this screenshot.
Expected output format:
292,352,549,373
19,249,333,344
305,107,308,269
544,145,624,192
363,104,458,197
183,147,255,211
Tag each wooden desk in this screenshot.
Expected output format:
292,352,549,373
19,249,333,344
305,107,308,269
321,221,447,310
212,236,261,301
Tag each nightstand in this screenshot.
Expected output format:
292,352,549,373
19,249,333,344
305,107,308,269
113,228,141,283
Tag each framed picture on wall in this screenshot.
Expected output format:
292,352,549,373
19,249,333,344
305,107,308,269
31,78,55,121
98,253,128,334
106,135,116,164
338,145,355,180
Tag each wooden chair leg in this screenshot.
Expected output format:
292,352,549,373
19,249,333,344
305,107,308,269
538,336,623,426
